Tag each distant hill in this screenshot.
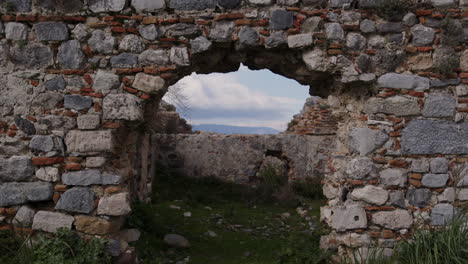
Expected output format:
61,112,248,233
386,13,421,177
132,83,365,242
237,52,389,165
192,124,280,135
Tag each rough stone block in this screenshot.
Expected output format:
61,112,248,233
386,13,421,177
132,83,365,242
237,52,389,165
119,34,144,53
32,211,74,233
325,23,344,41
110,53,138,68
138,50,170,66
97,192,132,216
364,96,420,116
401,120,468,155
422,94,456,118
209,22,235,42
190,36,212,54
411,25,435,46
88,30,115,54
380,169,407,187
430,158,448,174
239,26,260,46
0,182,53,207
64,95,93,111
408,188,431,208
372,209,413,230
346,157,375,179
74,215,114,235
103,94,143,121
169,0,216,10
62,169,102,186
86,157,106,168
35,166,60,182
170,47,190,66
55,187,95,214
93,70,120,92
29,135,64,155
269,10,293,30
89,0,126,12
34,22,69,41
411,159,429,173
330,205,367,232
348,127,388,156
287,33,312,48
265,31,287,49
5,22,28,41
431,203,454,226
422,174,448,188
0,156,34,182
360,19,376,33
131,0,165,12
77,114,100,130
378,73,430,90
139,24,158,40
65,130,114,153
13,206,35,227
351,185,388,205
45,75,66,91
389,191,406,208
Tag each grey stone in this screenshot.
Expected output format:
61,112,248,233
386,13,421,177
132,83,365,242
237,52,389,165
401,120,468,155
303,0,326,5
330,0,353,8
287,33,312,48
45,76,66,91
265,31,287,49
62,170,102,186
86,157,106,168
163,23,200,38
58,40,86,69
103,94,143,121
0,182,53,207
97,192,131,216
65,130,114,153
0,0,31,12
89,0,126,12
389,191,406,208
36,0,84,13
139,24,158,40
170,47,190,66
377,22,403,33
411,159,429,173
403,13,418,27
377,73,430,90
422,93,456,118
368,35,385,48
389,33,403,44
0,156,34,182
72,24,88,41
364,96,420,116
164,234,191,248
348,127,389,156
131,0,165,12
431,203,455,226
351,185,388,205
34,22,68,41
64,95,93,111
345,157,375,179
32,92,64,110
13,206,35,227
29,135,64,155
430,158,448,174
330,205,367,232
218,0,241,9
15,116,36,135
325,23,344,41
408,188,431,208
119,34,144,53
10,43,52,69
32,211,74,233
190,36,212,54
88,30,115,54
102,172,123,185
5,22,28,40
249,0,272,4
438,188,455,202
372,209,413,230
458,189,468,201
77,115,100,130
380,169,407,187
422,174,448,188
269,10,293,30
35,166,59,182
346,33,366,50
138,49,170,66
169,0,216,10
430,79,460,88
209,22,235,42
430,0,457,7
110,53,138,68
360,19,376,33
55,187,95,214
301,17,321,33
411,25,435,46
133,73,165,94
239,26,260,46
93,70,120,93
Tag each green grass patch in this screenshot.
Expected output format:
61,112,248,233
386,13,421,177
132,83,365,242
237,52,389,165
129,168,329,264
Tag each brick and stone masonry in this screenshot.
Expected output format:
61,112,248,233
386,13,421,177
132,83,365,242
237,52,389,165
0,0,466,260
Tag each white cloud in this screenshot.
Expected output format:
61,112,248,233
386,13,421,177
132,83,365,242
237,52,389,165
163,72,305,130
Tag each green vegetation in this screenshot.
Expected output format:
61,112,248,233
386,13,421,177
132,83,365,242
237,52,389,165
434,56,459,77
128,167,329,264
375,0,410,21
0,228,111,264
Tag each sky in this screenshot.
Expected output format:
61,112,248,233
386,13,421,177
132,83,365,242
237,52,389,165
162,65,310,131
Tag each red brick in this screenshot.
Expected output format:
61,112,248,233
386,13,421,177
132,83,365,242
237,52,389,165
65,163,81,171
214,13,244,21
389,160,409,168
32,157,64,166
416,10,432,16
102,121,121,129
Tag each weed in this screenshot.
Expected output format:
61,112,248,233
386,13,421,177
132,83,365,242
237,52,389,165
440,16,463,46
341,247,395,264
433,56,459,77
16,39,27,49
286,119,298,131
375,0,410,21
291,175,325,200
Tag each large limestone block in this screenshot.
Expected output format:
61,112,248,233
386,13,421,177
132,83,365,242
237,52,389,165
65,130,114,153
330,205,367,231
131,0,165,12
401,120,468,155
32,211,74,233
133,73,165,94
377,73,430,90
348,128,388,156
74,215,114,235
372,209,413,230
0,156,34,182
351,185,388,205
55,187,95,214
97,193,132,216
103,94,143,121
0,182,53,207
89,0,126,12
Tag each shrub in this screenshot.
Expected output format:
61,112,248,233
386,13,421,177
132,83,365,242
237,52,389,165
375,0,410,21
433,56,459,77
291,176,325,200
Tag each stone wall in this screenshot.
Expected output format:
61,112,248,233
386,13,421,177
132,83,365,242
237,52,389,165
0,0,466,261
154,133,334,184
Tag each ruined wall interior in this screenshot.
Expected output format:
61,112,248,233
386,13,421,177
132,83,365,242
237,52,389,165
0,0,466,260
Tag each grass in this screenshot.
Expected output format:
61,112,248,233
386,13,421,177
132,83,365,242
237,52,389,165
128,167,329,264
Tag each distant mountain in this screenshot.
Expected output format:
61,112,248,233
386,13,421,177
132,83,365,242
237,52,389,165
192,124,280,135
